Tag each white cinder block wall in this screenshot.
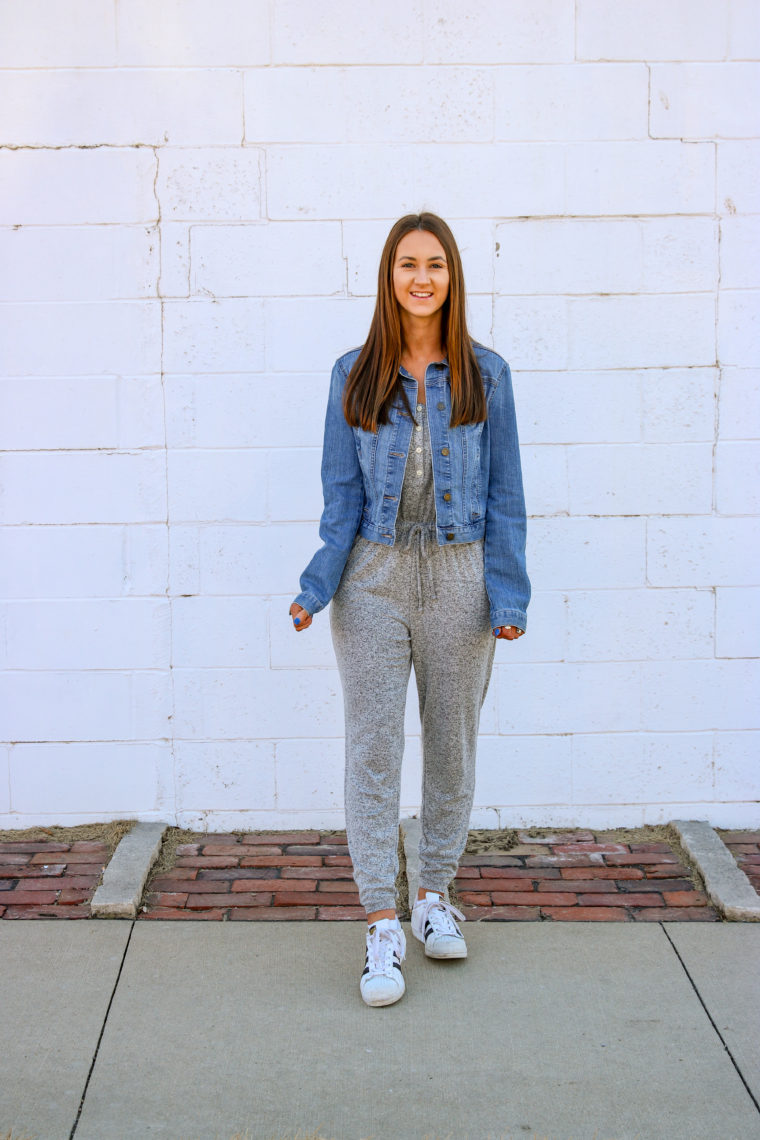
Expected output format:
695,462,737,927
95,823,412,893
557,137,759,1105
1,0,758,831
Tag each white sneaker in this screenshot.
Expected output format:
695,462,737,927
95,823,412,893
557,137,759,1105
360,917,406,1007
411,891,468,959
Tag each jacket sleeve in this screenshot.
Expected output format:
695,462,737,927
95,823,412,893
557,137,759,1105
292,358,365,617
483,360,531,632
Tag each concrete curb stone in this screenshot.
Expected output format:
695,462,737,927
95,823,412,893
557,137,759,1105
91,821,169,919
672,819,760,922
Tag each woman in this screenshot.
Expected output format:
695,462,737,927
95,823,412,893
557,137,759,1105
290,213,530,1008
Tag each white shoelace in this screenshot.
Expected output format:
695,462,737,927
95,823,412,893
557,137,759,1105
366,923,406,974
416,895,466,936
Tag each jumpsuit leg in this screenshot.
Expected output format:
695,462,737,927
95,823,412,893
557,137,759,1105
329,538,413,915
330,533,495,913
410,539,496,896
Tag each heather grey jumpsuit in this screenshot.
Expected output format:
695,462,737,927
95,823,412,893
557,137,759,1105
330,398,496,914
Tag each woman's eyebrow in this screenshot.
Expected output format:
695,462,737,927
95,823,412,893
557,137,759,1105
396,254,448,261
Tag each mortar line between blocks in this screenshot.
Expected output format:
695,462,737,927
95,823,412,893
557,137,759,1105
68,918,136,1139
660,922,760,1119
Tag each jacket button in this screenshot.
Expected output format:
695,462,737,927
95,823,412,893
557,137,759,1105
441,447,449,456
437,402,445,410
446,532,455,541
443,492,451,501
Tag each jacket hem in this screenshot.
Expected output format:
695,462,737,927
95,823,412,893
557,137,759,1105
358,519,486,545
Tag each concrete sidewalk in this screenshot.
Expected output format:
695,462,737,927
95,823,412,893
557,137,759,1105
1,921,759,1140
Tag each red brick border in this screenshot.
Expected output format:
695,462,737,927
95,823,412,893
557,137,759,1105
0,840,108,919
139,832,359,921
5,827,755,922
720,830,760,897
454,833,719,922
133,828,722,922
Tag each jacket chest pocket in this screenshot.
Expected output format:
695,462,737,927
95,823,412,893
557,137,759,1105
354,427,379,479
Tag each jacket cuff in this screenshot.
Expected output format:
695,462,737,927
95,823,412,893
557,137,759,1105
292,591,324,617
490,608,527,633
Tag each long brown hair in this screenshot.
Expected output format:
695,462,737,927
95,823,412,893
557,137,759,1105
342,213,486,431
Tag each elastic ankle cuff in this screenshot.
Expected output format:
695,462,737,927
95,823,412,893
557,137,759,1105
363,898,398,915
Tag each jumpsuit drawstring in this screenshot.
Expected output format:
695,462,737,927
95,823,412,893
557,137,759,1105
398,521,438,611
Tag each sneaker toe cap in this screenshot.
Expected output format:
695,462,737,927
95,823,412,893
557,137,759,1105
361,974,405,1006
426,932,467,958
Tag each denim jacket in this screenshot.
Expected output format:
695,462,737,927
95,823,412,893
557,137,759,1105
293,341,530,631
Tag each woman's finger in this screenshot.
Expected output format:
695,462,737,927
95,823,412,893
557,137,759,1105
289,602,313,632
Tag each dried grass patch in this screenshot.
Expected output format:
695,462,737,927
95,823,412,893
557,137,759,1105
0,819,136,853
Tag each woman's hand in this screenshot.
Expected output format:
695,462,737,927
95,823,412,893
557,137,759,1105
289,602,313,632
493,625,524,640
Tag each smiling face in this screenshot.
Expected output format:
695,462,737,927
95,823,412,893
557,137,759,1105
392,229,450,320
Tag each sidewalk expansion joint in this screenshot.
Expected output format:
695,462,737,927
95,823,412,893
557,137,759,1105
672,820,760,922
660,922,760,1118
91,821,169,919
68,918,136,1139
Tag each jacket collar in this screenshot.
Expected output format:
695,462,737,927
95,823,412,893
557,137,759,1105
399,360,449,386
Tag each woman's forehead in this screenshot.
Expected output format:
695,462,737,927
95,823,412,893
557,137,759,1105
395,230,447,260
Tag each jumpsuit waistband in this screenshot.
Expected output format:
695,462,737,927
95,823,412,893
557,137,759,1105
396,521,438,611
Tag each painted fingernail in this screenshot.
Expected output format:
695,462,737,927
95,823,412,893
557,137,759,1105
294,617,300,625
492,627,500,636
